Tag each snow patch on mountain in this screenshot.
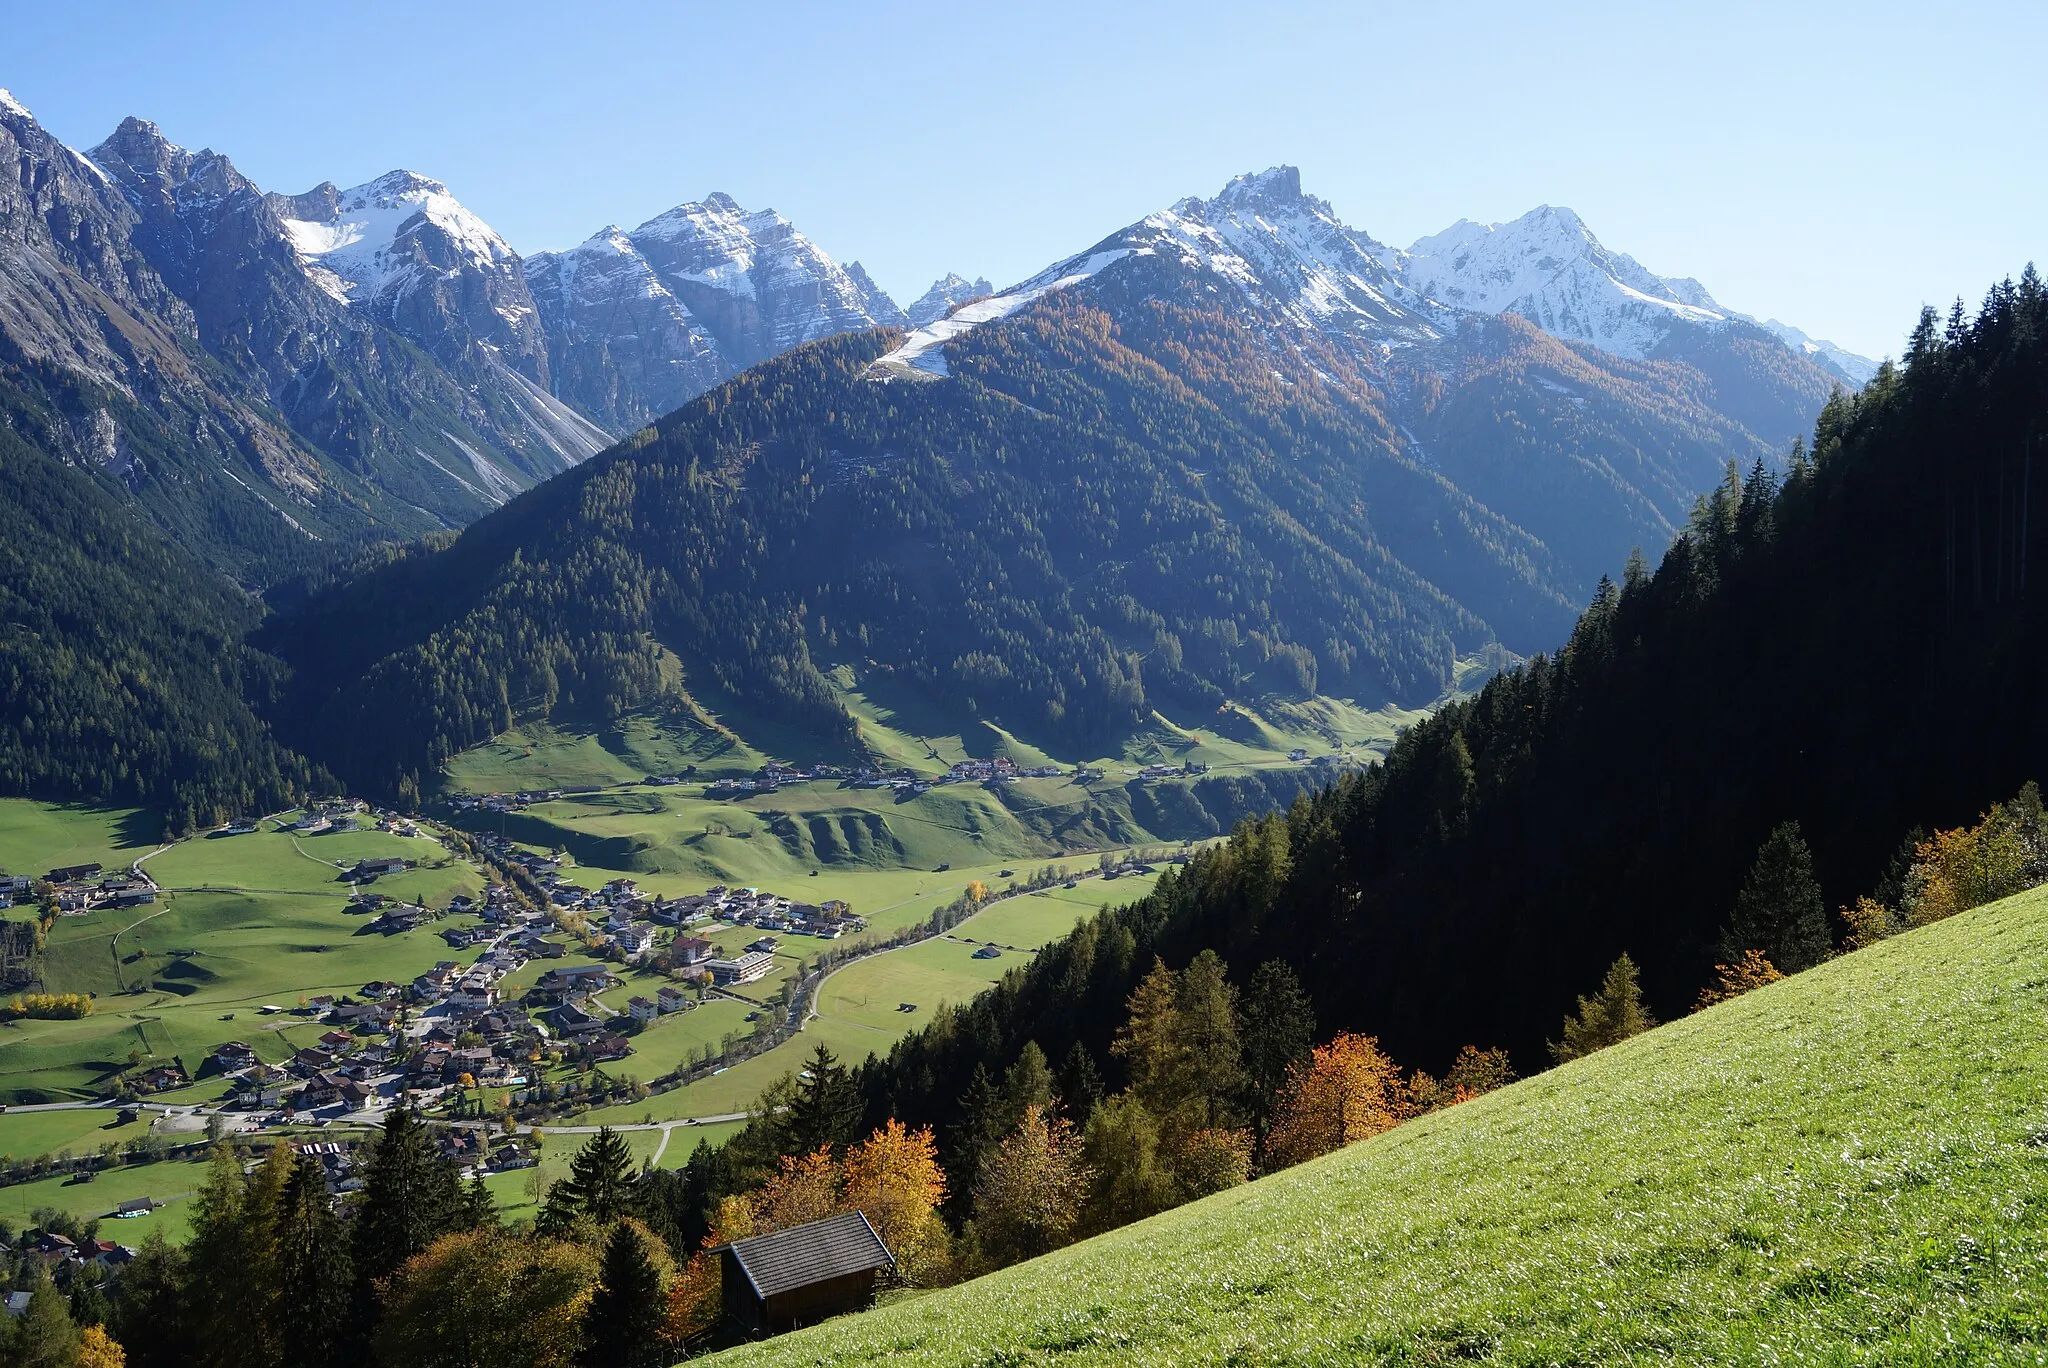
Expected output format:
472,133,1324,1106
1759,318,1880,386
281,171,518,306
873,250,1132,378
0,88,32,120
907,273,995,326
1145,167,1436,341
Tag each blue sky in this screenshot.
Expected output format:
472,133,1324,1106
8,0,2043,358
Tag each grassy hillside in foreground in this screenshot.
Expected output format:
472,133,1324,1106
712,887,2048,1365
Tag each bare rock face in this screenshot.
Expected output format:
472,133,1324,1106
526,193,904,429
905,273,994,326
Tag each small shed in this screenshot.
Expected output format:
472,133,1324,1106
717,1211,894,1336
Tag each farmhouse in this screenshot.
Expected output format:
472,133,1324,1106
352,856,408,880
672,936,715,966
716,1211,894,1336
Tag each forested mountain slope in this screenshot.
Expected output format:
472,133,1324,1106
0,375,320,824
262,174,1851,801
843,274,2048,1140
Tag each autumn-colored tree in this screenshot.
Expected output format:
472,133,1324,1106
964,880,989,903
1548,953,1656,1063
970,1105,1091,1269
1264,1033,1403,1168
751,1147,842,1233
843,1120,950,1285
1694,949,1785,1010
662,1191,756,1343
1840,894,1904,950
1401,1045,1516,1115
374,1230,597,1368
1166,1126,1253,1200
77,1325,127,1368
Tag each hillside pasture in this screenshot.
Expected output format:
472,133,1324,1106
711,885,2048,1366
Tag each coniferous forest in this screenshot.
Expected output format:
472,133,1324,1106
840,273,2048,1130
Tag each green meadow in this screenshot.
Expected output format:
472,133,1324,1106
575,872,1164,1127
2,817,484,1103
709,884,2048,1367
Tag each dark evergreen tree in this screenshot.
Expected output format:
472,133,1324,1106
1001,1041,1055,1131
580,1222,667,1368
542,1126,638,1232
1549,954,1657,1063
1722,820,1832,972
780,1044,862,1156
109,1230,191,1368
66,1276,108,1331
943,1063,1009,1220
12,1266,78,1368
1239,959,1316,1130
276,1153,351,1368
459,1170,498,1229
350,1106,462,1313
1055,1041,1105,1126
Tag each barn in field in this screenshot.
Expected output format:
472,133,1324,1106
716,1210,895,1336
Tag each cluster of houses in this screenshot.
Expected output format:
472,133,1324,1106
2,1229,138,1299
0,869,33,910
448,789,565,815
35,863,157,914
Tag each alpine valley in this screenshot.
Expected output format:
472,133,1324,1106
8,37,2048,1368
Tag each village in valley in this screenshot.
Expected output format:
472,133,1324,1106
0,744,1204,1251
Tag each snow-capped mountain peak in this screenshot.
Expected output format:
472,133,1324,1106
1403,205,1730,359
275,170,518,305
0,88,31,120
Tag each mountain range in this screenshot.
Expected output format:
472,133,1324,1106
0,83,1890,815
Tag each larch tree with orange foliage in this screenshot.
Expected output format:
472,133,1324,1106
1263,1032,1403,1169
842,1119,951,1285
750,1147,843,1233
1694,948,1785,1010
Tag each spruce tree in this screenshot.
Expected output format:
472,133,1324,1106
1240,960,1315,1131
945,1063,1008,1217
66,1276,109,1330
580,1222,667,1368
1173,949,1245,1127
544,1126,637,1231
276,1152,352,1368
351,1105,462,1311
460,1170,497,1228
1055,1041,1104,1126
1722,820,1832,972
781,1043,861,1155
13,1266,79,1368
110,1230,191,1368
1549,953,1656,1063
1001,1041,1054,1130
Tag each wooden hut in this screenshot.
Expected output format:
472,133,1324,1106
717,1211,894,1336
